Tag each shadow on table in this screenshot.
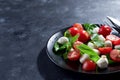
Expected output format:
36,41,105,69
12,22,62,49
37,46,119,80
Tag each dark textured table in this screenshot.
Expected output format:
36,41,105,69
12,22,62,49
0,0,119,80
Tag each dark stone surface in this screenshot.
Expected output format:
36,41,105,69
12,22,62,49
0,0,119,80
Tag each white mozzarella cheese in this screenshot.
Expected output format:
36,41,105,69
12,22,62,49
98,35,106,42
105,40,112,47
57,36,69,44
87,42,95,49
79,54,89,63
93,49,100,55
93,27,99,33
70,48,74,52
114,45,120,49
96,55,108,69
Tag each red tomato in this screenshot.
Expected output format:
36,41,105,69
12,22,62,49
98,25,112,37
82,60,96,71
67,50,80,61
73,41,83,52
78,30,90,43
113,39,120,45
106,34,120,45
68,27,79,36
110,49,120,62
98,47,112,55
72,23,83,30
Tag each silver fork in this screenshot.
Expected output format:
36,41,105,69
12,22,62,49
106,16,120,33
103,18,120,37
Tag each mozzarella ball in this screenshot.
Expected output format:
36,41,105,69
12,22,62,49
98,35,106,42
93,27,99,33
79,54,89,63
70,48,74,52
93,49,100,55
96,55,108,69
57,36,69,44
114,45,120,49
105,40,112,47
101,55,109,64
87,42,95,49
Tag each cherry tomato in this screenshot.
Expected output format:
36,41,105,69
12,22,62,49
78,30,90,43
73,41,83,52
67,50,80,61
98,47,112,55
113,39,120,45
82,60,96,71
68,27,79,36
72,23,83,30
106,34,120,45
110,49,120,62
98,25,112,37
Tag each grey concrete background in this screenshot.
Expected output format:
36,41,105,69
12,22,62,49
0,0,119,80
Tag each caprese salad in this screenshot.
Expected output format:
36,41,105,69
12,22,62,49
53,23,120,72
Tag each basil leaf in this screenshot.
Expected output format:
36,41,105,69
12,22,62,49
106,54,115,64
69,34,79,45
64,30,71,37
54,42,60,52
91,34,104,47
77,44,100,62
83,23,97,35
63,52,68,59
91,34,98,40
93,41,104,47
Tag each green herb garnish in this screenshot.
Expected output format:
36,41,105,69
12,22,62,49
77,44,100,62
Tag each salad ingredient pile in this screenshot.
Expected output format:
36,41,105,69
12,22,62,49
53,23,120,72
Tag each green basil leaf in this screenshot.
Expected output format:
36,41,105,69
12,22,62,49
77,44,100,62
91,34,104,47
70,34,79,45
54,42,60,52
63,52,68,59
93,41,104,47
64,30,71,37
106,54,115,64
83,23,97,35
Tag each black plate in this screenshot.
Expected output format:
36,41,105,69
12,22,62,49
46,26,120,74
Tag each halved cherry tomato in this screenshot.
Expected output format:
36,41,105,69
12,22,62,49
78,30,90,43
68,27,79,36
67,50,80,61
113,39,120,45
106,34,120,45
72,23,83,31
98,47,112,55
82,60,96,71
110,49,120,62
98,25,112,37
73,41,83,52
